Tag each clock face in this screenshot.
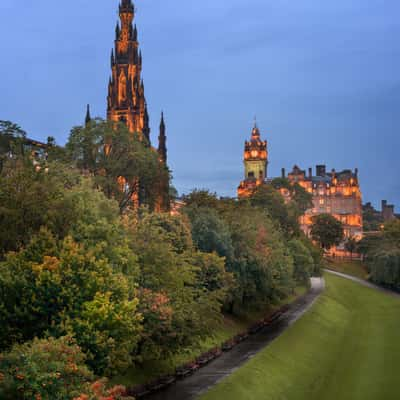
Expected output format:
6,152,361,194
251,150,258,158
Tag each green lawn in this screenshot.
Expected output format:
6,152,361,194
325,258,368,280
113,286,308,387
200,274,400,400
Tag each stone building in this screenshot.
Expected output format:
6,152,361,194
381,200,396,222
283,165,363,242
237,123,364,253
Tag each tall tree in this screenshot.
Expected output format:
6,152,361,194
310,214,344,250
66,119,169,213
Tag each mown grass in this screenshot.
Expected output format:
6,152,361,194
325,258,368,280
112,286,308,387
200,273,400,400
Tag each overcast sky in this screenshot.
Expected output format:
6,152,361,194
0,0,399,209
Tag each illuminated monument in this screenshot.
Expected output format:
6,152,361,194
107,0,150,139
237,122,269,197
105,0,168,210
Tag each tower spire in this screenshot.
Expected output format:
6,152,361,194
85,104,91,126
158,111,167,164
107,0,148,139
251,116,260,139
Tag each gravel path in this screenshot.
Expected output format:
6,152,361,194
146,277,325,400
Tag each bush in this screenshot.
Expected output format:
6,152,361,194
74,379,134,400
369,248,400,290
0,336,92,400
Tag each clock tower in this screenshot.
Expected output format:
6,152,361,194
237,122,268,197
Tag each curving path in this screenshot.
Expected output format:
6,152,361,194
146,277,325,400
324,269,400,298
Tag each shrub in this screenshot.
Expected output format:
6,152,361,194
74,379,134,400
0,336,92,400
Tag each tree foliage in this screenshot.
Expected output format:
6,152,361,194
0,336,92,400
310,214,344,250
361,219,400,290
126,210,232,360
66,119,169,212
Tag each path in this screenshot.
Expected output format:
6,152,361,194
146,277,325,400
324,269,400,298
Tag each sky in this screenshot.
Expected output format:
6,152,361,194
0,0,399,209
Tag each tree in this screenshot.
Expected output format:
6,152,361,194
126,210,231,359
271,178,313,216
185,206,234,260
66,119,169,213
182,189,219,209
0,232,142,375
221,202,294,310
288,239,314,284
359,219,400,289
0,158,79,257
368,247,400,290
310,214,344,250
344,236,358,259
0,120,27,171
249,184,300,237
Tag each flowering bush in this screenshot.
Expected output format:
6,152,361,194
74,378,134,400
0,336,92,400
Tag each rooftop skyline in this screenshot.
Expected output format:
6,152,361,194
0,0,399,208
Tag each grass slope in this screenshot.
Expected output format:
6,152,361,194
325,259,368,280
201,274,400,400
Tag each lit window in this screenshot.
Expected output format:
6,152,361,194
319,199,325,205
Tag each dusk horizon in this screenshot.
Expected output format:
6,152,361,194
1,0,399,208
1,2,400,399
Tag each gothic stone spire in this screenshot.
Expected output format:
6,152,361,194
158,112,167,164
107,0,149,141
85,104,91,126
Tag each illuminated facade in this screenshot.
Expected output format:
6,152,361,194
107,0,150,140
237,123,268,197
283,165,363,243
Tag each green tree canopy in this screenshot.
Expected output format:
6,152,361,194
185,206,234,260
66,119,169,212
310,214,344,250
248,184,300,237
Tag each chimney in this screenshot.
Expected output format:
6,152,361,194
316,165,326,177
382,200,387,211
308,167,312,179
355,168,358,177
281,168,286,178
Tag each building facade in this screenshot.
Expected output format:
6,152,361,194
283,165,363,243
237,123,364,253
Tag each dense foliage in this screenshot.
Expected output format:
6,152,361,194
359,220,400,290
183,189,321,312
0,120,320,398
310,214,344,250
66,119,170,212
0,336,92,400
